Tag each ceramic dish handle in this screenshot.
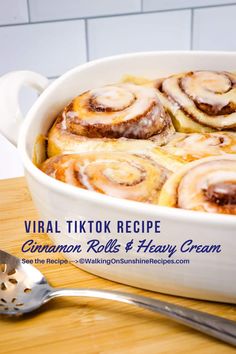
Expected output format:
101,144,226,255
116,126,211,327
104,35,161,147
0,71,49,147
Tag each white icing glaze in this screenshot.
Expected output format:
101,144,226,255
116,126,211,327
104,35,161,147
61,111,67,130
201,171,236,189
162,72,236,129
177,159,236,212
162,132,236,160
182,71,234,109
72,83,161,125
90,86,135,111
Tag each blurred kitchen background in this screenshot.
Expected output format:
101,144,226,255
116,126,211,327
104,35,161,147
0,0,236,179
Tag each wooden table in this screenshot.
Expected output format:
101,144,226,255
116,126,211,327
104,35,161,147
0,177,236,354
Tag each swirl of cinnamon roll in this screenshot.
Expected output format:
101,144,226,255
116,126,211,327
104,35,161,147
156,71,236,133
47,83,175,157
159,155,236,215
41,152,171,203
161,131,236,163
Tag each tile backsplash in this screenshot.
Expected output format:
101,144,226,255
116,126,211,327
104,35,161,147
0,20,86,77
193,5,236,50
143,0,234,11
0,1,236,77
88,10,191,60
28,0,141,22
0,0,28,25
0,0,235,178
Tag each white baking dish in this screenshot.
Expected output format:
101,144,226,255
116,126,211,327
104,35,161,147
0,51,236,303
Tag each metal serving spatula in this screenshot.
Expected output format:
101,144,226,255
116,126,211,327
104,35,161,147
0,249,236,346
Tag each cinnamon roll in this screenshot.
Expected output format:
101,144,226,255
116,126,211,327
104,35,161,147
41,152,171,203
159,155,236,215
156,71,236,133
47,83,175,157
160,131,236,163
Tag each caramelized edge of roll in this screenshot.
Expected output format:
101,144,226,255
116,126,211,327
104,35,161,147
40,152,172,204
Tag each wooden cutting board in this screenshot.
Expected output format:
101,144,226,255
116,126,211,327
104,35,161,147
0,177,236,354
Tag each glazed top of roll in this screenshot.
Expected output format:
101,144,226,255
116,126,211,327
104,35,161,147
159,155,236,215
54,83,173,140
41,152,171,204
161,132,236,162
158,70,236,130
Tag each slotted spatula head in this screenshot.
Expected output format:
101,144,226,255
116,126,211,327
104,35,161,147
0,250,51,315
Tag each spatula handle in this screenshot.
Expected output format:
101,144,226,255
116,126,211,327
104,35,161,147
47,288,236,347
